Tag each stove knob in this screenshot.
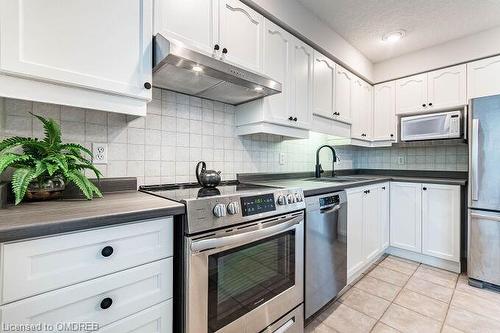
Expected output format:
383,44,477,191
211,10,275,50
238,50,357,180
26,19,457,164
277,195,287,205
213,203,227,218
286,193,295,204
295,193,303,202
227,202,240,215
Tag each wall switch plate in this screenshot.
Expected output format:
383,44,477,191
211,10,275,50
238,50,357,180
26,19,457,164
397,155,406,165
92,143,108,164
279,152,286,165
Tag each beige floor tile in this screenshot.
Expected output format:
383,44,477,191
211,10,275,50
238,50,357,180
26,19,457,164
413,265,457,289
405,276,454,303
371,322,401,333
367,266,410,287
456,274,500,307
320,303,376,333
305,319,338,333
441,325,465,333
340,287,391,320
378,256,419,275
393,289,448,321
354,275,401,301
451,289,500,322
445,305,500,333
380,304,441,333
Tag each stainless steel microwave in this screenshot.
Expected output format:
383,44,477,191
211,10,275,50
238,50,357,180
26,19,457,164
400,110,462,141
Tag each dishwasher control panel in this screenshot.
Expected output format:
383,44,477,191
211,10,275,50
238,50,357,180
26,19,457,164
319,194,340,208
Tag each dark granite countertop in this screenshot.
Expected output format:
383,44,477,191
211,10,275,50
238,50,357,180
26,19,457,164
239,169,467,197
0,191,184,243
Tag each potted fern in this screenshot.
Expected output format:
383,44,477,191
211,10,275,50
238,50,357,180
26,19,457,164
0,114,102,205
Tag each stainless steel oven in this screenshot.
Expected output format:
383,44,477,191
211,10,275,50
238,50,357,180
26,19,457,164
185,211,304,333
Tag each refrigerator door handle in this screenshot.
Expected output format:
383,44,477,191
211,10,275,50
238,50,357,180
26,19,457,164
472,119,479,201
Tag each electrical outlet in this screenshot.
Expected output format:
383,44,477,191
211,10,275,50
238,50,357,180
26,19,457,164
92,143,108,164
279,152,286,165
397,155,406,165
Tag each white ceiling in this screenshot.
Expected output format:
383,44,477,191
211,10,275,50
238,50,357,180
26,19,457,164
296,0,500,63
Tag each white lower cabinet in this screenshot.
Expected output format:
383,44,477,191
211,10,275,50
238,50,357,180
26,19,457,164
390,182,461,264
347,182,389,281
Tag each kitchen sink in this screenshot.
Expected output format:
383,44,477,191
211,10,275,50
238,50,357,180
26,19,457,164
305,176,374,183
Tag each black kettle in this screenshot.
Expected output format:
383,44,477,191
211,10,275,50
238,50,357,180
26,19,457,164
195,161,221,188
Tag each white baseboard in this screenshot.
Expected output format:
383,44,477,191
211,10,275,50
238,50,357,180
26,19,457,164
386,247,461,273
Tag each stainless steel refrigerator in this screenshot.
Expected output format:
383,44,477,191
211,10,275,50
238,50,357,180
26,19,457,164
468,94,500,288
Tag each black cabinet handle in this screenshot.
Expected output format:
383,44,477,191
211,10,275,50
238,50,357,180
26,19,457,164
214,44,220,51
100,297,113,310
364,189,371,194
293,117,298,122
390,134,394,137
382,186,386,190
144,82,152,90
101,246,114,257
288,116,293,121
423,187,427,191
429,102,433,106
361,133,366,137
422,103,426,107
222,48,228,54
333,112,340,116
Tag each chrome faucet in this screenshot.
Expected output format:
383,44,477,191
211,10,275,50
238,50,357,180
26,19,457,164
315,145,338,178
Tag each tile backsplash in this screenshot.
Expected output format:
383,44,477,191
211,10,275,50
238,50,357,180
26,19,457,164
0,88,468,186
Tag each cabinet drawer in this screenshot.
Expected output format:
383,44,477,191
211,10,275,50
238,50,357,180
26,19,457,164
1,217,173,304
99,300,172,333
0,258,172,330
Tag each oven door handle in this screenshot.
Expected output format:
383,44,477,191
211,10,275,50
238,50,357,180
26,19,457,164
191,215,302,253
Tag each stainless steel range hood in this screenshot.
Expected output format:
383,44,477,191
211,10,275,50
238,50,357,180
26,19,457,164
152,34,282,105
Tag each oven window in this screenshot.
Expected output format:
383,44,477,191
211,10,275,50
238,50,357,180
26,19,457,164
207,230,295,332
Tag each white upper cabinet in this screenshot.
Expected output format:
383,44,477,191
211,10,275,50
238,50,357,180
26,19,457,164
373,81,396,141
427,64,466,110
0,0,152,102
422,184,460,262
290,40,313,129
312,51,336,120
395,73,428,115
218,0,264,72
467,54,500,99
351,77,373,140
154,0,217,56
335,65,353,123
390,182,422,253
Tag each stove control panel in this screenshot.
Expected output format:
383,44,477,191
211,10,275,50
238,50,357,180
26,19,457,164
241,193,276,217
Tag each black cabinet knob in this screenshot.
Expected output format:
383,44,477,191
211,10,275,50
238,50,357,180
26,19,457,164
222,48,228,54
293,117,298,122
144,82,152,90
288,116,293,121
214,44,220,51
423,187,427,191
429,102,433,106
333,112,340,116
390,134,394,137
382,186,386,190
101,246,114,257
422,103,426,107
100,297,113,310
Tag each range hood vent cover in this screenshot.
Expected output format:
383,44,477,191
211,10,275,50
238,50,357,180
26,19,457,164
152,34,282,105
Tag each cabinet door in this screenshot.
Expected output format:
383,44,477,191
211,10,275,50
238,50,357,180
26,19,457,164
262,20,292,125
363,186,380,262
346,189,364,279
154,0,217,56
467,55,500,99
218,0,263,72
395,73,427,114
422,184,460,262
379,183,390,250
362,83,374,138
290,39,313,130
351,78,372,140
335,65,353,123
390,182,422,253
373,81,396,141
312,51,335,119
427,64,466,110
0,0,152,100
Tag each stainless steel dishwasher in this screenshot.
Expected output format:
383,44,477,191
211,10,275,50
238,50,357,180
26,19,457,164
305,190,347,320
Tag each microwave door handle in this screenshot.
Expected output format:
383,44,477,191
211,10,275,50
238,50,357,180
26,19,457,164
472,119,479,201
191,215,302,252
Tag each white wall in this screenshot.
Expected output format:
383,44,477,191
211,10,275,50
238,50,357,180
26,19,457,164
374,26,500,82
244,0,374,81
